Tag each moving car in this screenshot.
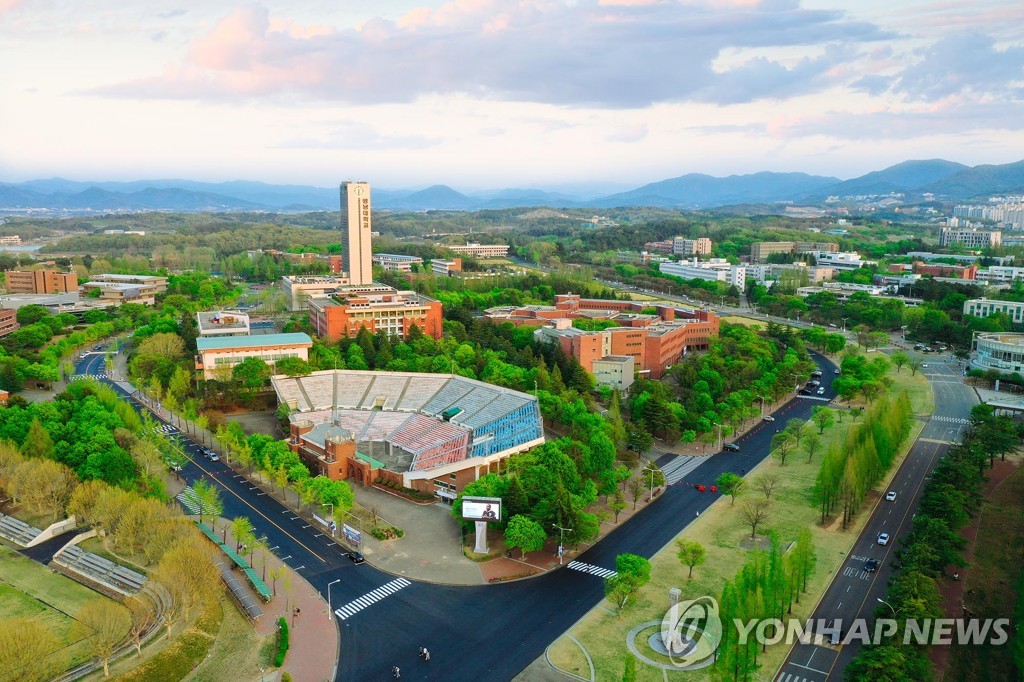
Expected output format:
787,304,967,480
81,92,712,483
347,552,365,564
877,532,890,546
834,368,841,374
921,364,929,368
723,443,741,452
694,484,707,492
885,491,897,501
816,387,826,395
762,415,776,422
864,558,879,572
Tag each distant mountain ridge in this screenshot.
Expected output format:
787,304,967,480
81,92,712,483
3,158,1022,213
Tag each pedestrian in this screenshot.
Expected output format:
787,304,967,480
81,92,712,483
393,665,401,678
418,647,425,658
424,649,430,662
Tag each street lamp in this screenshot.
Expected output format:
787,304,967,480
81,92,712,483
841,317,850,333
713,422,723,451
876,597,899,617
327,579,341,619
758,396,768,417
789,373,801,394
552,523,572,565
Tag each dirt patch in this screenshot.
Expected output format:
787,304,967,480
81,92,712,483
224,410,281,438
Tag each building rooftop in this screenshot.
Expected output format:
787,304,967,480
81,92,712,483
196,332,313,351
594,355,632,364
90,273,165,282
197,310,250,335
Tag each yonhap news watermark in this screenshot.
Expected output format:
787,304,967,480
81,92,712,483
730,616,1011,647
658,596,1010,668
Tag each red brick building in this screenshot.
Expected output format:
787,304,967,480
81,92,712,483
0,309,18,338
308,287,443,341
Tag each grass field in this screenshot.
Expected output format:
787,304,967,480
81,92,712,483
549,359,931,681
0,544,130,677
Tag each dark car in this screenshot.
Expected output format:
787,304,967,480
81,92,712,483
800,388,813,395
723,443,741,452
864,558,879,572
347,551,365,564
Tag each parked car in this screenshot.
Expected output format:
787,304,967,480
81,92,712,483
762,415,776,422
885,491,897,501
816,387,826,395
834,368,841,374
864,558,879,572
93,345,102,350
921,364,929,368
811,370,823,377
694,484,707,492
709,485,718,493
723,443,741,452
800,388,813,395
877,533,890,546
346,551,365,564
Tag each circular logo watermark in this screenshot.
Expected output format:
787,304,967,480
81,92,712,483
660,595,722,667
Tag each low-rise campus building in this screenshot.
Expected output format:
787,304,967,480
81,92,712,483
372,254,424,272
281,276,353,311
197,311,250,336
87,274,168,293
658,259,747,292
963,298,1024,324
272,370,544,498
0,308,18,337
308,286,443,341
81,281,159,306
195,332,313,380
447,242,510,258
971,333,1024,374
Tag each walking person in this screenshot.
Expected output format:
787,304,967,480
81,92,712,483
392,665,401,679
424,648,430,662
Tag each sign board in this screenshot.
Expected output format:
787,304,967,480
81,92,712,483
343,524,361,545
462,496,502,523
313,514,327,526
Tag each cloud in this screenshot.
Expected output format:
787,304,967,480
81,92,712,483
605,124,649,142
774,98,1024,141
276,121,442,150
890,33,1024,102
89,0,894,107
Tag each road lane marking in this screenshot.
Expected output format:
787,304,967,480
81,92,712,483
566,561,618,578
334,578,412,621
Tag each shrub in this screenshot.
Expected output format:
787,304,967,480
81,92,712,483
274,617,290,667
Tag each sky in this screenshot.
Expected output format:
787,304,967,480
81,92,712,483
1,0,1022,191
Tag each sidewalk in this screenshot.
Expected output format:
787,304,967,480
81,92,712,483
209,517,339,682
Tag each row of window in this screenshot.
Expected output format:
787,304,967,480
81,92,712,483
212,352,300,366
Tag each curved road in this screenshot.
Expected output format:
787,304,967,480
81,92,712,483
75,346,838,681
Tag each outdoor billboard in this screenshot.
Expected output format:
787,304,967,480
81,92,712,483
462,496,502,522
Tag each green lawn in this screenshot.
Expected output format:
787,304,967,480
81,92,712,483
0,544,130,676
550,362,931,681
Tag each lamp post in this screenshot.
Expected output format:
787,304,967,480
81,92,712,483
758,396,768,417
327,579,341,620
876,597,899,617
552,523,572,565
789,373,801,394
714,422,722,451
323,503,334,536
841,317,849,333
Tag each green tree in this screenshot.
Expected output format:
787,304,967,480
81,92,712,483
890,351,909,373
811,406,834,434
232,357,271,389
615,553,651,583
802,431,822,463
20,419,54,460
609,490,627,523
604,573,642,614
716,471,745,505
191,479,222,526
771,432,794,466
675,538,706,579
503,514,546,559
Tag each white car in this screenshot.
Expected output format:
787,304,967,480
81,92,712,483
877,533,890,546
921,364,929,368
885,491,897,501
762,415,776,422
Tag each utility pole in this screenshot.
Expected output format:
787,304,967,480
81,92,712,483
552,524,572,565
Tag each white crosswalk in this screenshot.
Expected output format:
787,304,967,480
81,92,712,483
176,486,219,516
155,423,177,435
566,560,618,579
930,415,969,424
796,394,831,402
334,577,411,620
70,373,110,381
777,673,820,682
661,455,703,486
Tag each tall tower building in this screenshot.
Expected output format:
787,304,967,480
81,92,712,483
340,181,373,286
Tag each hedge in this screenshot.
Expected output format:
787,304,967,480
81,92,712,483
274,617,290,667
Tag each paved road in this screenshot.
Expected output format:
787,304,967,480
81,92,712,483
775,354,976,682
75,344,842,680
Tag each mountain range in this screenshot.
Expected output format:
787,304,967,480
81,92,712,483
2,159,1023,213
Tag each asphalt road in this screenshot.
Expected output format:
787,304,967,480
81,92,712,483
73,343,842,680
775,353,976,682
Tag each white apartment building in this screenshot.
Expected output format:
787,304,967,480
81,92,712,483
659,259,746,292
591,355,635,392
812,252,871,270
448,242,510,258
939,227,1002,249
975,267,1024,285
963,298,1024,324
372,254,424,272
431,258,463,276
748,263,835,285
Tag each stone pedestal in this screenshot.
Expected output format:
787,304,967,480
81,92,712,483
474,521,488,554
